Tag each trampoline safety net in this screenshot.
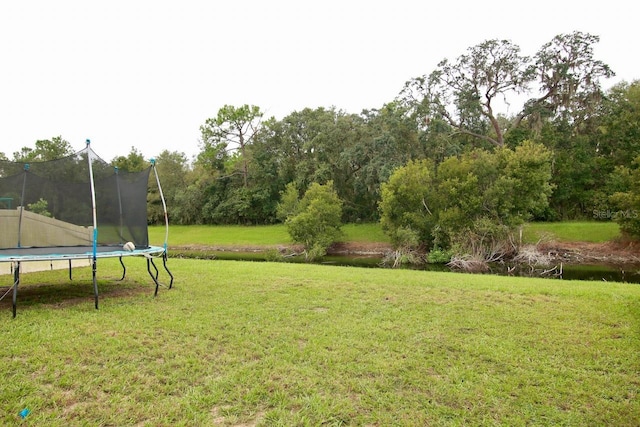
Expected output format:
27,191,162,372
0,144,151,250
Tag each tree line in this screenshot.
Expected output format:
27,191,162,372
4,31,640,253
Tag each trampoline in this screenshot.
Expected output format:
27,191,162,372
0,140,174,317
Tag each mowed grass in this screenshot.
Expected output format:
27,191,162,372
151,221,619,249
150,224,291,246
522,221,621,243
1,258,639,425
149,223,390,247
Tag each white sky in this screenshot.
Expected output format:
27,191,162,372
0,1,637,163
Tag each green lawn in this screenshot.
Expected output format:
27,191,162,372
149,223,390,247
150,221,619,248
150,224,292,246
522,221,621,243
1,258,639,425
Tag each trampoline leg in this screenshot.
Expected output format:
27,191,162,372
151,258,159,281
147,258,160,297
92,258,99,310
118,256,126,281
162,253,174,289
12,262,20,318
68,259,73,281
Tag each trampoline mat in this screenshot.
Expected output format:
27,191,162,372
0,245,165,262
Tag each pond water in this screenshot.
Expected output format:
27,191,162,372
320,255,640,284
192,251,640,284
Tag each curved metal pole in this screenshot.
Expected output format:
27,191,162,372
151,159,175,290
86,140,99,309
151,159,169,252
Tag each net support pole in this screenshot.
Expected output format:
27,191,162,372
12,262,19,318
114,166,125,243
151,159,169,253
151,159,174,289
86,139,100,309
17,165,29,248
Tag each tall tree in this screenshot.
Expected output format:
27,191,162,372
200,104,263,187
401,39,531,147
344,103,422,220
520,32,614,129
258,107,377,221
400,32,614,148
147,150,189,224
610,156,640,238
13,136,74,161
111,147,147,172
595,80,640,168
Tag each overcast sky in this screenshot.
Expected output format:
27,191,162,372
1,1,637,163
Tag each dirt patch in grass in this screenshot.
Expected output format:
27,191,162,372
540,240,640,265
328,241,394,255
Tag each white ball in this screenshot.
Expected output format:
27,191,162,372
123,241,136,252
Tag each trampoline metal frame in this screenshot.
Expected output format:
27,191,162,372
1,141,175,317
3,246,174,318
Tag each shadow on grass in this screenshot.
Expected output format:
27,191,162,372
0,278,152,313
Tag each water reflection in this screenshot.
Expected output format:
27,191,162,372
323,255,640,283
193,251,640,284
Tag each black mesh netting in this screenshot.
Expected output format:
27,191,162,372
0,146,151,249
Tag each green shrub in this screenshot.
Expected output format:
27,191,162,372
27,198,52,217
426,247,453,264
278,181,343,261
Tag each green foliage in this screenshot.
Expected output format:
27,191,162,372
263,248,285,262
501,140,554,218
393,226,421,250
147,150,189,224
449,217,514,261
380,226,425,268
275,182,300,222
532,32,613,125
379,159,438,248
13,136,73,162
206,186,276,225
379,142,553,258
279,181,343,260
439,141,552,236
26,198,52,217
111,147,147,172
180,37,624,227
609,156,640,238
426,246,453,264
545,130,599,219
343,103,423,221
7,35,627,231
199,104,263,188
401,32,612,148
596,80,640,167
